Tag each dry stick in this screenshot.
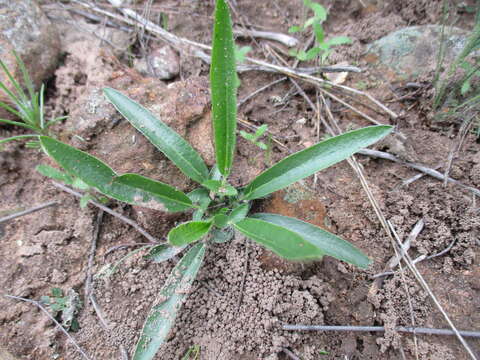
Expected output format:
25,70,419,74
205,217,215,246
0,201,58,224
235,63,362,74
392,221,424,360
233,27,298,47
238,77,287,106
89,293,111,330
388,219,425,269
358,149,480,197
104,242,159,257
76,0,394,119
387,221,478,360
443,117,474,187
319,87,384,126
320,95,392,239
282,325,480,338
427,239,457,260
51,181,161,244
4,295,93,360
85,210,104,300
281,347,302,360
400,165,442,187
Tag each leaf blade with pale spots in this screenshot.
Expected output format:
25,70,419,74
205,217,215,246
243,126,393,200
210,0,237,176
133,243,206,360
114,174,193,212
103,88,209,184
40,136,190,212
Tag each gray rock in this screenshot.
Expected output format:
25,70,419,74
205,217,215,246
366,25,476,79
0,0,60,104
134,45,180,80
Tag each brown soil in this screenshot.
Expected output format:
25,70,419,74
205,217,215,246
1,1,479,360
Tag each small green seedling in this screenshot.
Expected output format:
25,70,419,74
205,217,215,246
181,345,200,360
40,288,82,331
0,52,67,147
235,45,252,63
38,1,392,359
459,60,480,95
289,0,352,62
240,124,269,150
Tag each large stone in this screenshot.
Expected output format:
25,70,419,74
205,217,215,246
366,25,475,80
0,0,60,105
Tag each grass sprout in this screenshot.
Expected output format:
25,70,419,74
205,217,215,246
0,52,66,146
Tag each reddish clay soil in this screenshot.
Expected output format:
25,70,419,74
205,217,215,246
1,1,479,359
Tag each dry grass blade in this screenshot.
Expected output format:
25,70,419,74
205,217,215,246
443,117,474,187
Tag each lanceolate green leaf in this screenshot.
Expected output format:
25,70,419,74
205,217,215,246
114,174,193,212
243,125,392,200
210,0,237,176
234,218,324,261
251,213,370,268
145,244,187,263
133,243,206,360
228,203,249,224
168,221,212,246
40,136,192,212
103,88,209,184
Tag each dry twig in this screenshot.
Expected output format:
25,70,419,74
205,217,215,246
281,347,303,360
4,295,93,360
282,324,480,338
52,181,160,244
0,201,58,224
85,210,104,300
358,149,480,197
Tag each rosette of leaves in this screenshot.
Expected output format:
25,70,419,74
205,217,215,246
38,1,392,358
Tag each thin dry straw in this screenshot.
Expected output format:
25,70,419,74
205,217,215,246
52,181,161,244
282,324,480,338
0,201,58,223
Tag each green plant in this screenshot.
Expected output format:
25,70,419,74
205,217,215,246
181,345,200,360
433,3,480,110
0,52,66,146
240,124,269,150
40,288,82,331
37,1,392,358
288,0,352,62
